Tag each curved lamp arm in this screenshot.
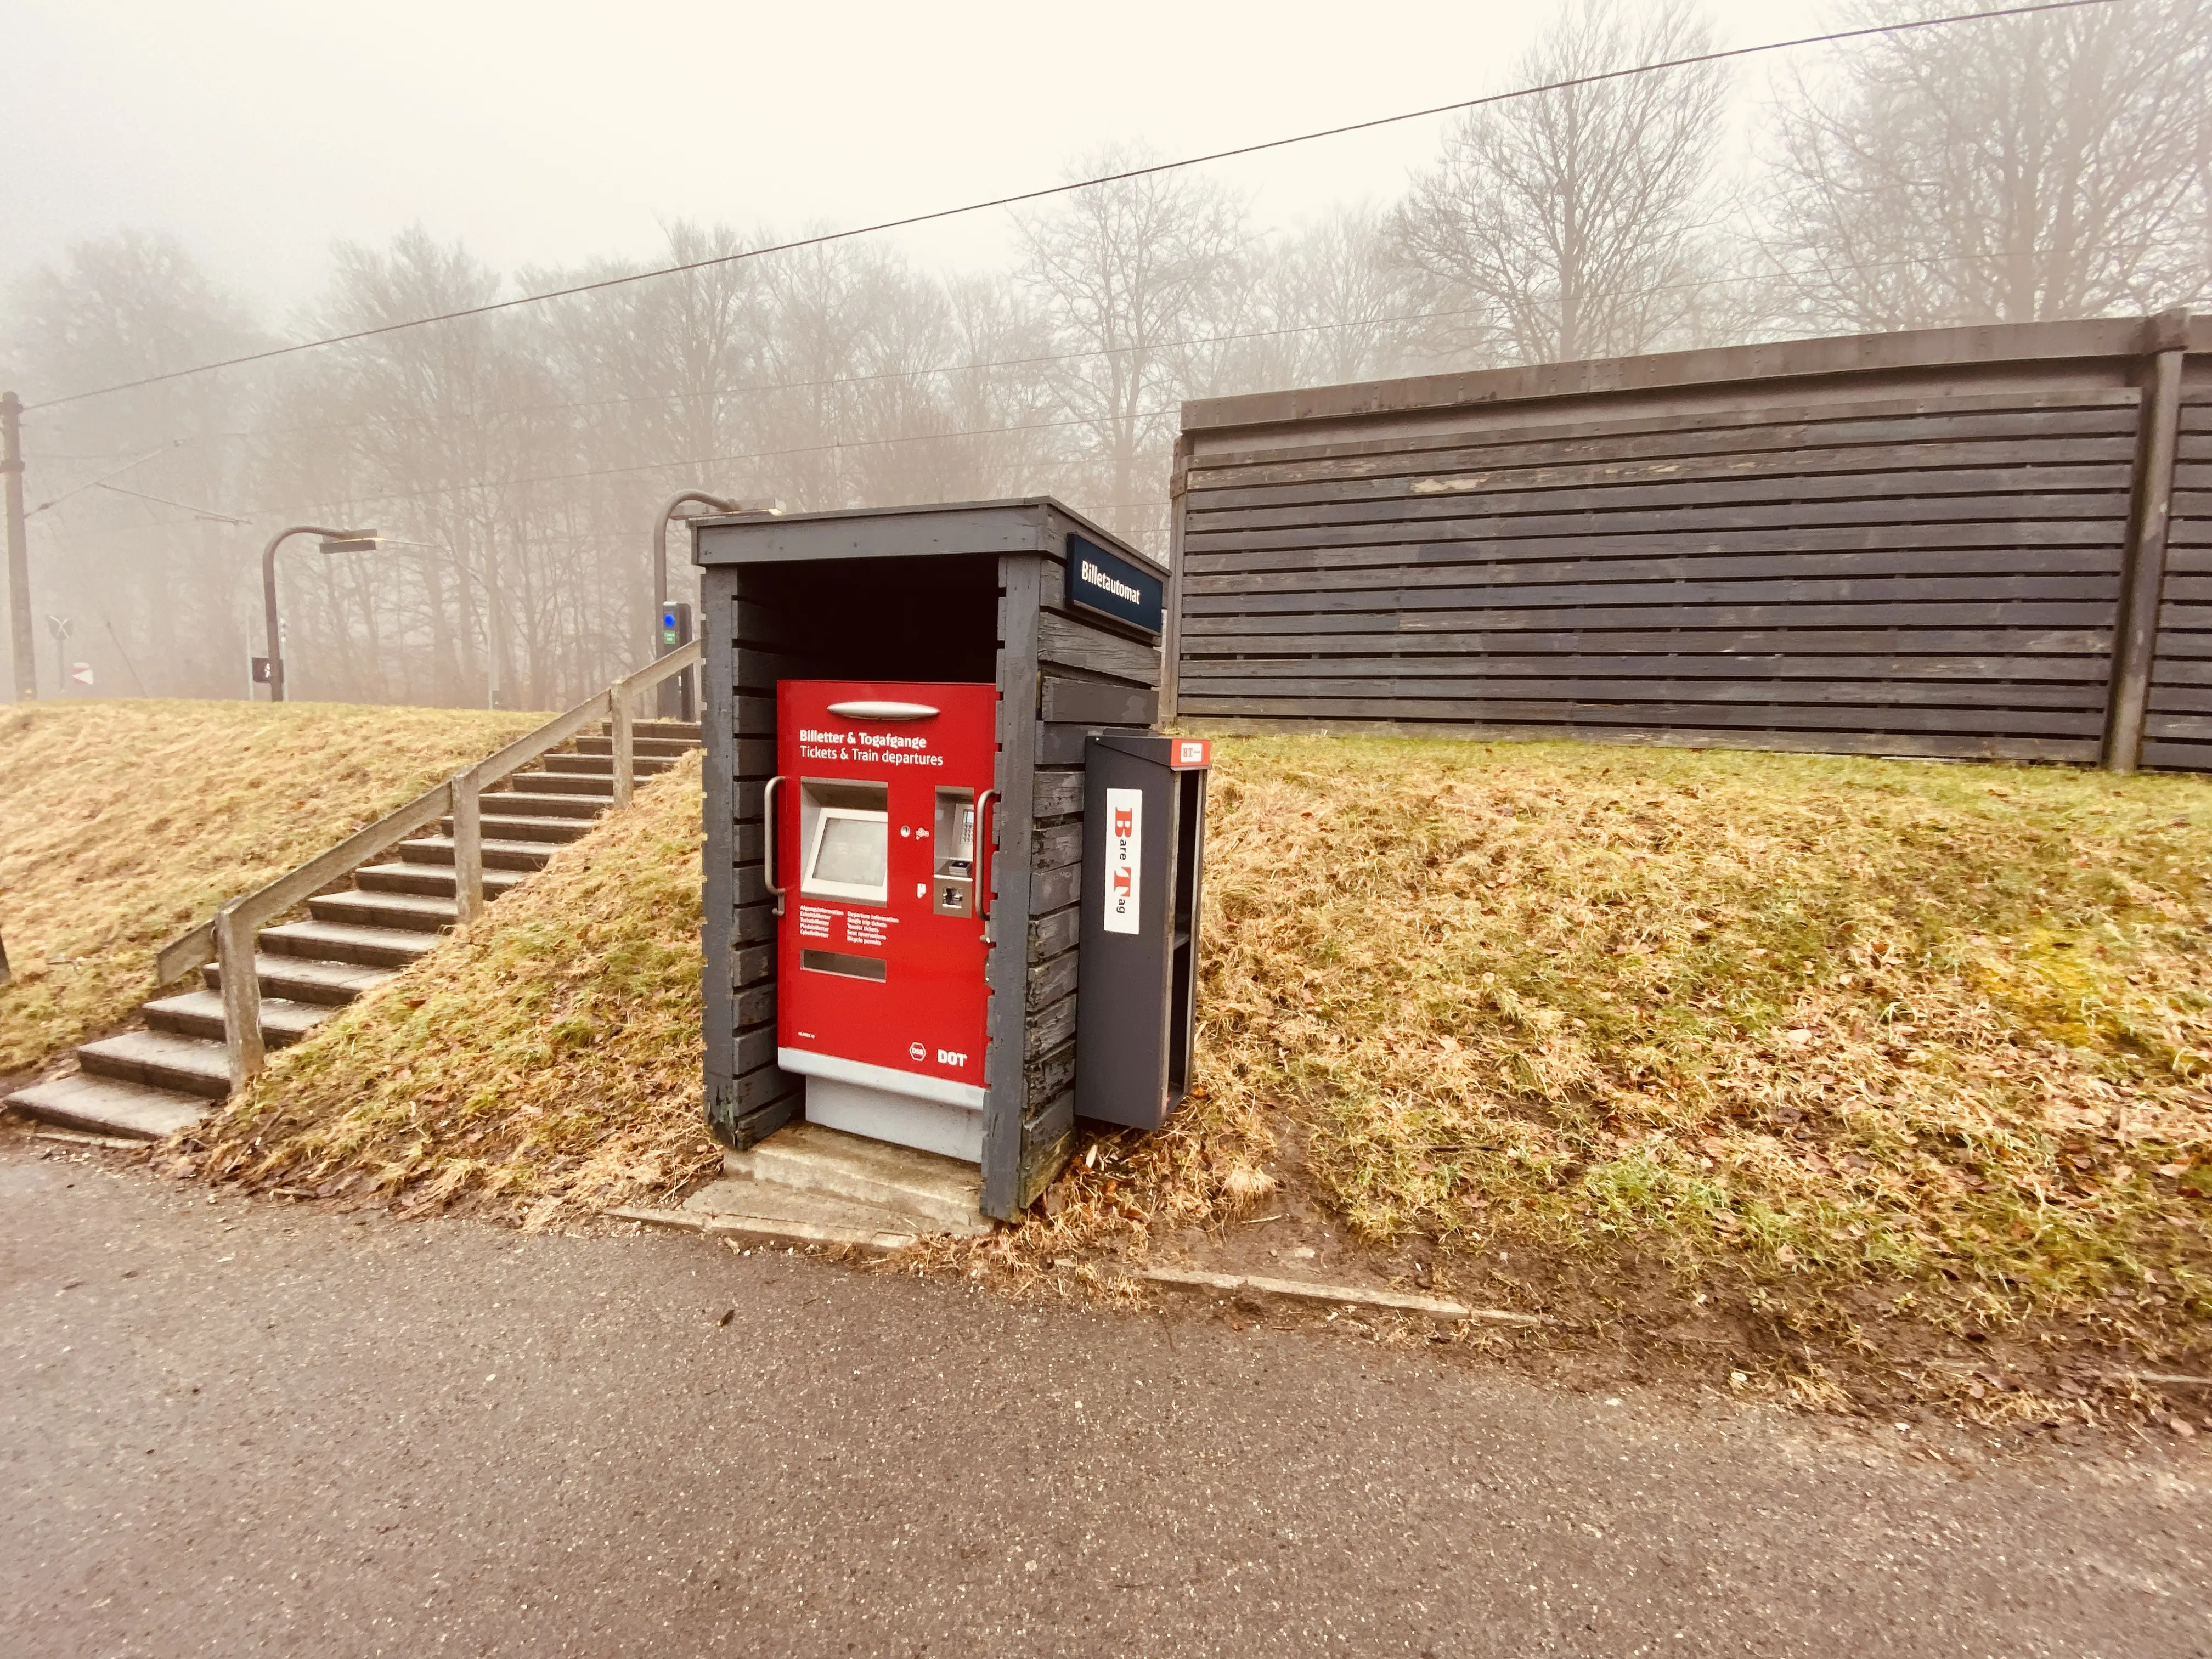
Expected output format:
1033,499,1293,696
262,524,375,703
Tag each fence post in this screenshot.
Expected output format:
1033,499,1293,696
2102,309,2192,774
1160,435,1190,723
215,900,264,1088
452,768,484,926
612,686,635,809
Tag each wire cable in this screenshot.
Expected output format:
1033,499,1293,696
21,0,2122,414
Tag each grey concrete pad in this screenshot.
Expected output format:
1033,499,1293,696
204,953,393,1005
682,1175,929,1235
259,921,436,968
723,1121,989,1234
144,990,330,1047
74,1030,230,1097
4,1073,206,1138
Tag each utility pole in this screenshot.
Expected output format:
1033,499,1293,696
3,392,33,702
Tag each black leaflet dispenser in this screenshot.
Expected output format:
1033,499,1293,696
1074,732,1210,1130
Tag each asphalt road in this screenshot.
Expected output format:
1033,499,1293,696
3,1142,2208,1658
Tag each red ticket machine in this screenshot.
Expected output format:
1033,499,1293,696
768,680,997,1161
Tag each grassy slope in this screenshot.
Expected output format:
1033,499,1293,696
187,753,717,1226
1177,736,2212,1336
0,699,540,1074
181,732,2212,1346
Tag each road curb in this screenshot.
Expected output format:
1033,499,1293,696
610,1204,917,1252
1140,1265,1554,1324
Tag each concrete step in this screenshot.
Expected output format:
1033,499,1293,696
354,861,526,899
5,1072,208,1139
441,812,592,845
144,990,333,1048
542,753,674,778
721,1121,988,1235
509,771,618,798
76,1030,232,1098
575,735,696,760
398,835,556,872
681,1176,930,1240
307,888,455,931
477,789,606,821
204,953,394,1005
260,920,437,969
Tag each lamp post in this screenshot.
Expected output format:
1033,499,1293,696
650,492,777,721
262,524,377,702
651,492,740,662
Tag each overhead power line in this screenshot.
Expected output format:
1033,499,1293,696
23,0,2121,415
80,230,2193,453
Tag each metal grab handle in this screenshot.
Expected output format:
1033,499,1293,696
762,775,787,917
974,788,999,932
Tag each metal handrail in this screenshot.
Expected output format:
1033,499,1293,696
156,640,703,1087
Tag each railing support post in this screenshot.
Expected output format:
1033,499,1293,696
612,689,635,810
452,768,484,926
2102,309,2192,774
215,900,264,1089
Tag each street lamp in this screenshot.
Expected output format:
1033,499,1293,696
650,493,777,721
262,524,377,703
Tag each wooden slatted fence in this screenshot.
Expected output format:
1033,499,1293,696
1169,315,2209,771
2146,393,2212,769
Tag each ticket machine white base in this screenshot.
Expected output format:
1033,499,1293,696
777,1049,988,1164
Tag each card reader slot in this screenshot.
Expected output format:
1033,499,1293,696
799,948,888,981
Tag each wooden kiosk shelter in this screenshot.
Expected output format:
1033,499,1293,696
691,499,1171,1220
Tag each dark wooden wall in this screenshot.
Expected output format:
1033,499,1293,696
1005,527,1163,1216
1170,317,2209,771
695,500,1162,1221
699,553,1001,1155
2146,374,2212,770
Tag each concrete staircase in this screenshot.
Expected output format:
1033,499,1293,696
5,720,701,1142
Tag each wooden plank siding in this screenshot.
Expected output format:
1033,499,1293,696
2144,397,2212,769
702,568,805,1150
693,498,1163,1220
1175,315,2210,769
1011,533,1165,1214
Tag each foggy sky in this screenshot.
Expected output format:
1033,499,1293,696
0,0,1823,314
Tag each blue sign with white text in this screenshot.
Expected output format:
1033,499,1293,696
1064,534,1164,635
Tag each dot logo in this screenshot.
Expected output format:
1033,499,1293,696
908,1041,927,1062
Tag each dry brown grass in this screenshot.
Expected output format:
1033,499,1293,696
0,698,540,1074
165,727,2212,1352
1177,735,2212,1333
183,753,719,1225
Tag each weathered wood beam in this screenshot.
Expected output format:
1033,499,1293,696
2102,311,2193,773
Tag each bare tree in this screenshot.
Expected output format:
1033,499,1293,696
3,233,264,697
1393,0,1731,366
1014,146,1249,549
1199,205,1432,398
1764,0,2212,330
537,220,769,646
